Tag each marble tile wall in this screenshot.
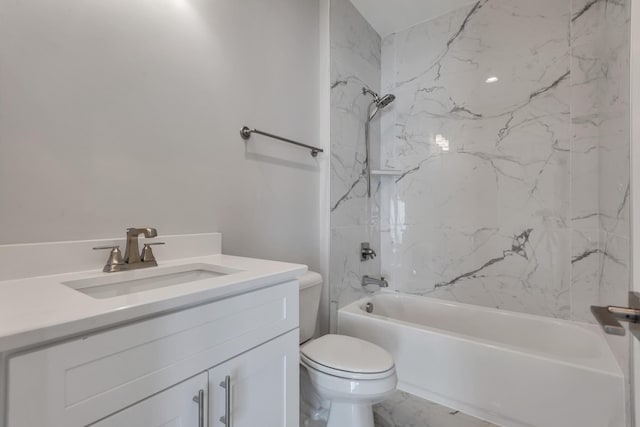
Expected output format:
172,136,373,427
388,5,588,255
594,0,632,386
377,0,631,322
329,1,630,425
329,0,382,329
597,0,631,313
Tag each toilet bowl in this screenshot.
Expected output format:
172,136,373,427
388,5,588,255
298,273,397,427
300,334,397,427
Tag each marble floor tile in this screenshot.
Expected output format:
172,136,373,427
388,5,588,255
374,391,498,427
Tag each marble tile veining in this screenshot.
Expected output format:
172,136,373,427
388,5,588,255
380,0,573,318
377,0,630,323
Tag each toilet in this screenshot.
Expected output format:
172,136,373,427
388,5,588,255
298,272,397,427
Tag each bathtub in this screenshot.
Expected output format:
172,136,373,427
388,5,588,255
338,292,626,427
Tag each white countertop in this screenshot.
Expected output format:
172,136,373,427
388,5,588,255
0,253,307,353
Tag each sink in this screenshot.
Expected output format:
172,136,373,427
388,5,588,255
63,263,243,299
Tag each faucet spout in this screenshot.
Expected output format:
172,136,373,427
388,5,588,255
362,275,389,289
124,227,158,264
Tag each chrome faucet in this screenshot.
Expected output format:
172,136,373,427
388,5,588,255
94,227,164,272
362,275,389,288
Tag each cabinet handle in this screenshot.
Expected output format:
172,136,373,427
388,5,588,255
219,375,232,426
192,389,205,427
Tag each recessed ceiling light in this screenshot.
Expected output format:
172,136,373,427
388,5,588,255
486,76,499,83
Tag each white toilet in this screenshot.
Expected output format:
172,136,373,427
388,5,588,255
298,272,397,427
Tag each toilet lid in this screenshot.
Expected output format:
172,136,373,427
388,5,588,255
300,335,394,379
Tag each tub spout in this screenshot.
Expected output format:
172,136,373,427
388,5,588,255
362,275,388,288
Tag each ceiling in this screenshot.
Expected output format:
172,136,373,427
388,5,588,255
349,0,476,38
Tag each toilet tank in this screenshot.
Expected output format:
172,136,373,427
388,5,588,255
298,271,323,344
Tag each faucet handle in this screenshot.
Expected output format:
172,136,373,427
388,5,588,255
141,242,165,263
93,246,125,268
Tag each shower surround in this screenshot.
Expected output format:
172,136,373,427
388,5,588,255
329,0,631,425
377,0,630,322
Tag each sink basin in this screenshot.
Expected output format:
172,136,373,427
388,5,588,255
63,263,243,299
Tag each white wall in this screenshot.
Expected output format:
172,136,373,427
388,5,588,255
0,0,326,273
317,0,332,334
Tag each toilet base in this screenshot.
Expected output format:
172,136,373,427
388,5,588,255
326,402,374,427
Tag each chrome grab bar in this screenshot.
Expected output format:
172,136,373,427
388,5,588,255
591,305,640,336
240,126,323,157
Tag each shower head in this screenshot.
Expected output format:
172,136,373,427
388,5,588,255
362,87,395,120
377,93,395,108
362,87,396,108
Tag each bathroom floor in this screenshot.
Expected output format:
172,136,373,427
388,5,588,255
301,390,499,427
373,391,499,427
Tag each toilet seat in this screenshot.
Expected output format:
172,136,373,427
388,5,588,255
300,335,395,380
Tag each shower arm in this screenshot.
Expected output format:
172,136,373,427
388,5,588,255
363,87,380,103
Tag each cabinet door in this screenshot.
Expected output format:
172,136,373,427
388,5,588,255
93,372,208,427
209,330,299,427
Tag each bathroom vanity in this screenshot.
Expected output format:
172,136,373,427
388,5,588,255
0,233,305,427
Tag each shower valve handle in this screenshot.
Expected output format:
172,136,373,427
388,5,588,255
361,242,377,261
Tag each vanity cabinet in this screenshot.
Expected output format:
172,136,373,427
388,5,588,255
5,281,299,427
93,373,208,427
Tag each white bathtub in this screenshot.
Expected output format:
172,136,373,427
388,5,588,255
338,292,626,427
